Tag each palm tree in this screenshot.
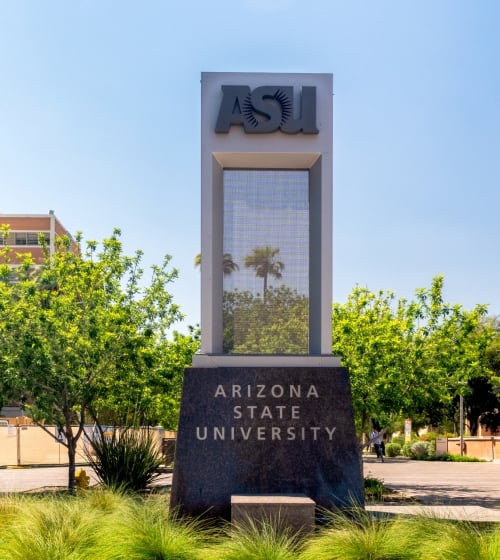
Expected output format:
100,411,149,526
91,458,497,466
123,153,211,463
194,253,239,276
244,246,284,295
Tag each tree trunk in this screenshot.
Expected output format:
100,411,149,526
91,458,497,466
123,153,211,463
64,420,77,492
468,415,479,437
67,437,77,492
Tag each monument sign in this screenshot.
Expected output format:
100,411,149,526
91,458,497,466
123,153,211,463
170,73,363,519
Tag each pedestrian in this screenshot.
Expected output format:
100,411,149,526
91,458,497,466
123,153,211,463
370,429,384,462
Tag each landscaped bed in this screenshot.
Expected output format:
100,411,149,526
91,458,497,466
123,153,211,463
0,489,499,560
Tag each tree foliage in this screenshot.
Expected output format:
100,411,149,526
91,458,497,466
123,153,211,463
0,227,198,489
332,276,492,437
469,316,500,435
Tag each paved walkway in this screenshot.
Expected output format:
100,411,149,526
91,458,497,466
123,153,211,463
0,465,171,493
1,457,499,521
363,456,500,521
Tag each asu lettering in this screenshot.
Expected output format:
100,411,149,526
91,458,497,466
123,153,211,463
215,85,319,134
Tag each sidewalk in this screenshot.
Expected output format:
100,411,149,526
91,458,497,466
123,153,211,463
363,456,500,521
1,458,499,522
0,465,172,493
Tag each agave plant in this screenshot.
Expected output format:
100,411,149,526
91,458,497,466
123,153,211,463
86,428,163,492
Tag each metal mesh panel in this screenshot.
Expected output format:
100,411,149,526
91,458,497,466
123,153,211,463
223,169,309,354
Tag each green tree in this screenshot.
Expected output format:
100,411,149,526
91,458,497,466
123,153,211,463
332,286,410,436
464,376,500,435
332,276,490,438
0,225,39,408
465,317,500,435
485,317,500,376
244,246,284,295
0,228,194,490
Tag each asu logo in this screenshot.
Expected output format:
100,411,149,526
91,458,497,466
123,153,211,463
215,85,319,134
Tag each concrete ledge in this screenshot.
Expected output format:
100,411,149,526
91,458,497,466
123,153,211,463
231,494,316,533
192,354,341,368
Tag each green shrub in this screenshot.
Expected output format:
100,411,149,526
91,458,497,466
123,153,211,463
391,435,405,446
428,439,436,457
86,428,163,492
402,441,413,457
433,453,484,462
384,442,401,457
410,441,430,458
418,431,438,443
364,476,385,500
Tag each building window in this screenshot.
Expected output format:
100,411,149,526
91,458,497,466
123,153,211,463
27,233,39,245
14,232,27,245
0,231,51,246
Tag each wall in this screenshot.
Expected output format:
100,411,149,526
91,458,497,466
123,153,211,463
446,437,499,461
0,424,174,466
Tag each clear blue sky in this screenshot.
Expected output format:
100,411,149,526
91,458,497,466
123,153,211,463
1,1,499,331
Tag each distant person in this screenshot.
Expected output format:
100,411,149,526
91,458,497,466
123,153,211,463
370,429,384,462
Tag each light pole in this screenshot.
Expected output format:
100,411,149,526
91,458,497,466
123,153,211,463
459,393,464,456
16,424,21,466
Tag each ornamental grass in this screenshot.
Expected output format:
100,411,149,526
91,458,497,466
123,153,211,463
0,493,106,560
93,495,215,560
0,491,499,560
205,515,302,560
299,508,421,560
421,519,500,560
